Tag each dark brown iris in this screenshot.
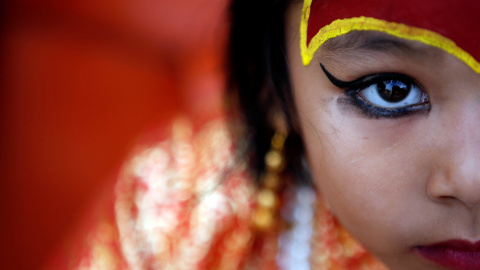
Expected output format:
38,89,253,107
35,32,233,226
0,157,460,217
377,80,410,102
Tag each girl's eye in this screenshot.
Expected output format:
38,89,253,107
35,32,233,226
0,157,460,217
357,79,429,109
320,64,431,118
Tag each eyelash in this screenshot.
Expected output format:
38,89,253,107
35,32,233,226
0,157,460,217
320,64,431,118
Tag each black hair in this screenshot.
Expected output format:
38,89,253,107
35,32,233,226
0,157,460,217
227,0,311,185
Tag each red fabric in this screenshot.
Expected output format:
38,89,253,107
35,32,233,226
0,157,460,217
307,0,480,62
1,0,227,269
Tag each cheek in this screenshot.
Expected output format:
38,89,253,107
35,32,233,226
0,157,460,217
297,98,433,254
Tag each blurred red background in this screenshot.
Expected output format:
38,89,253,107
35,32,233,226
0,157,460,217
0,0,228,268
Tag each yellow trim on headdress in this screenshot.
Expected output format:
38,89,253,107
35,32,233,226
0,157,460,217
300,1,480,73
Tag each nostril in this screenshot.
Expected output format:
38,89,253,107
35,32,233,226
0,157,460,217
426,177,455,202
426,190,456,203
428,188,480,208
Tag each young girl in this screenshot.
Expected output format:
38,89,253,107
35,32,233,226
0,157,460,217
67,0,480,269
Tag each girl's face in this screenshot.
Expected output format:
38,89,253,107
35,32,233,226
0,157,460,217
286,3,480,270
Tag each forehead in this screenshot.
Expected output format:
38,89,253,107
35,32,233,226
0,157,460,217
300,0,480,73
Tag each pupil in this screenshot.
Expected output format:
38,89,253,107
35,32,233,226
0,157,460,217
377,80,410,102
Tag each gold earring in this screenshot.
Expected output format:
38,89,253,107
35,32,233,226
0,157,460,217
252,132,286,231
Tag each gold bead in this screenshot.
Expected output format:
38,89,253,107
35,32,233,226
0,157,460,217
252,207,274,230
262,172,280,190
257,189,277,209
271,133,286,150
265,150,282,171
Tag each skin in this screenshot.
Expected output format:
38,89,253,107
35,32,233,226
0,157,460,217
286,3,480,270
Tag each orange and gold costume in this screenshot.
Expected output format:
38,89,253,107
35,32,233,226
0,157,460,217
59,117,385,269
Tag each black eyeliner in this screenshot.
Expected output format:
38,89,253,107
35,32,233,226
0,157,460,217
320,63,414,91
338,96,429,118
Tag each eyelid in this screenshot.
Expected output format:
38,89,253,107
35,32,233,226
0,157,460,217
320,63,424,92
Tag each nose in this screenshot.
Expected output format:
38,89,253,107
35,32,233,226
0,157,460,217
427,160,480,208
427,104,480,208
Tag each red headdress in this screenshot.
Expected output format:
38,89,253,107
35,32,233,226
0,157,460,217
300,0,480,73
